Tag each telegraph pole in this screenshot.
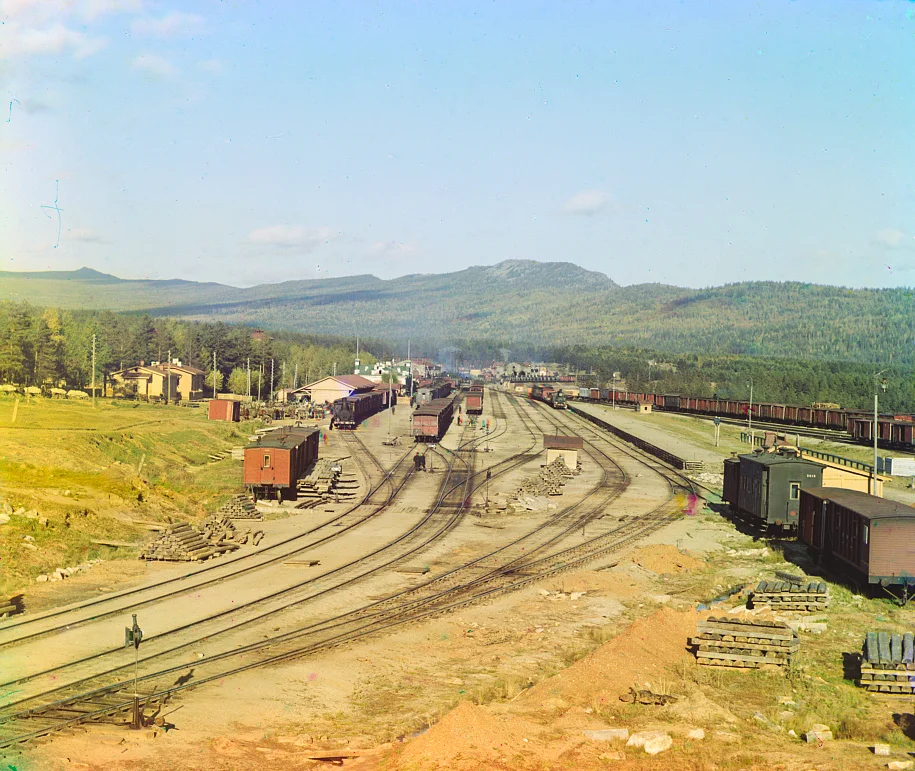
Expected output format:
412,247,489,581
167,349,171,404
212,351,217,399
270,358,274,402
246,357,251,398
387,359,394,440
91,334,96,407
294,362,298,390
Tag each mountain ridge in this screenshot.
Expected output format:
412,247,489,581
1,261,913,364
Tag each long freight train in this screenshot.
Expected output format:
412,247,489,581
568,390,915,451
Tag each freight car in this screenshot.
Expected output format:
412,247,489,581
412,396,457,442
331,390,387,430
577,388,915,452
244,427,319,501
722,449,823,531
465,385,484,415
799,487,915,593
415,379,454,406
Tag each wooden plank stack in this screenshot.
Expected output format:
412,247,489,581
296,459,357,508
140,523,216,562
749,578,829,612
692,617,799,670
216,494,262,520
860,631,915,693
0,595,23,619
201,515,265,548
516,457,575,498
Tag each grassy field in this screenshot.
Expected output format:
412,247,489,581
0,396,259,594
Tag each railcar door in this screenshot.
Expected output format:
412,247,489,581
260,450,275,484
786,481,801,522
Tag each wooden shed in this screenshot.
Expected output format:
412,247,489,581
799,487,915,589
543,435,583,468
208,399,240,422
636,401,652,414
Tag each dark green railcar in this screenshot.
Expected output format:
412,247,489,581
723,450,823,530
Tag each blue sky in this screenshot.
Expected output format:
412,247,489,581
2,0,914,288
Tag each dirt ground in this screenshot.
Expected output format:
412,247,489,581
5,393,915,771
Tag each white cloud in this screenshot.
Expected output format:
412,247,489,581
131,53,178,79
198,58,224,75
246,225,338,250
562,190,611,215
0,22,106,59
67,227,105,243
0,0,140,60
131,11,205,38
873,228,915,250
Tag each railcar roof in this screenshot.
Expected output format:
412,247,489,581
246,427,318,450
802,487,915,520
738,452,817,468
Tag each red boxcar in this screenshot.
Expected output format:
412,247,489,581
244,427,319,501
412,396,456,442
465,387,484,415
799,487,915,591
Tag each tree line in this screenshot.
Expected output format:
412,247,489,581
0,301,392,395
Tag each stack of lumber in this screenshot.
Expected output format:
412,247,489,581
208,449,231,463
140,523,215,562
216,494,262,520
201,515,265,547
691,617,799,670
860,631,915,693
516,457,575,498
296,459,357,508
749,577,829,612
0,595,23,619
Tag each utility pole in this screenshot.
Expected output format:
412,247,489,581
873,372,887,496
387,359,394,440
270,358,274,402
91,334,96,407
246,357,251,398
294,362,298,390
212,351,217,399
167,349,172,405
333,361,337,377
748,378,754,442
258,362,262,402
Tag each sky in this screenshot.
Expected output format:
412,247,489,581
1,0,914,289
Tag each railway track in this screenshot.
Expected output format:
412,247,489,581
0,411,526,747
0,390,694,749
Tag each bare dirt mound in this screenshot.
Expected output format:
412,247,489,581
517,607,697,711
626,544,704,574
395,700,543,770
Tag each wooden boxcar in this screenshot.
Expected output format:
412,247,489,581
722,451,823,530
799,487,915,590
412,396,456,442
244,427,319,500
465,386,484,415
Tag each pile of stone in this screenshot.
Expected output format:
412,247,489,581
140,523,219,562
859,631,915,694
35,559,104,583
749,577,829,612
201,515,265,547
515,457,575,498
296,459,357,508
215,494,262,520
691,617,799,670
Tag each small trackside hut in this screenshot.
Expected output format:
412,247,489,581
799,487,915,593
543,435,582,468
244,427,319,501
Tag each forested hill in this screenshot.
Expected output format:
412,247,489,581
1,261,913,364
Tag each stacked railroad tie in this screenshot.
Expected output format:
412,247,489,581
215,493,262,520
296,459,357,508
692,617,799,670
201,515,265,548
516,457,576,499
0,595,23,619
860,632,915,694
749,576,829,612
140,523,216,562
